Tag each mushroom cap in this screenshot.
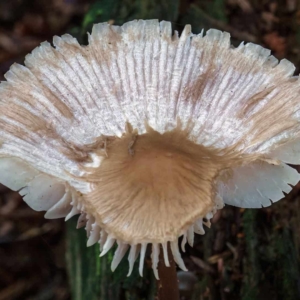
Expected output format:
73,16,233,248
0,19,300,277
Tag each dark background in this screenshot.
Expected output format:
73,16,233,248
1,0,300,299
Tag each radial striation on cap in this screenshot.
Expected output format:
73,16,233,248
0,19,300,278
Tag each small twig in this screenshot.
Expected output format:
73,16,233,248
128,134,137,156
190,255,216,274
104,138,108,157
0,279,36,300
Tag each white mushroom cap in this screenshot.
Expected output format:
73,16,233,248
0,19,300,278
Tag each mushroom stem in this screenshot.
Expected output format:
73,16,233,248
156,243,180,300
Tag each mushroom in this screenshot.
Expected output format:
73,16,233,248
0,20,299,279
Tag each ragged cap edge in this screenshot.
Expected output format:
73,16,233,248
1,19,300,278
0,155,224,278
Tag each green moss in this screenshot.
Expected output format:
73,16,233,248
66,216,156,300
273,228,300,300
66,216,120,300
241,210,260,300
